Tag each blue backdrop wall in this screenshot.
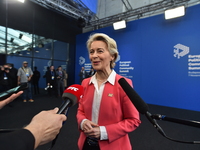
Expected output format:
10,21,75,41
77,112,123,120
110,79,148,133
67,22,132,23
75,4,200,112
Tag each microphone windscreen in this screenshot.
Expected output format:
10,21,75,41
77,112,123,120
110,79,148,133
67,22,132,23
62,84,84,106
118,78,149,114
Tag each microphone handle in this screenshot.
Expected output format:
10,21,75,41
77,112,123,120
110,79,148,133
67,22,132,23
145,112,166,137
49,100,72,150
0,128,20,133
152,114,200,128
57,100,71,114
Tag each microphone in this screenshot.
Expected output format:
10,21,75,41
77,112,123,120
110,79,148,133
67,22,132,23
118,78,148,114
0,83,28,101
57,84,84,115
50,84,84,150
118,78,200,144
118,78,165,134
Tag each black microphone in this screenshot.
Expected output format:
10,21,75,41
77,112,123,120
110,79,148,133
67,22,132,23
118,78,148,114
0,83,28,101
118,78,165,134
118,78,200,144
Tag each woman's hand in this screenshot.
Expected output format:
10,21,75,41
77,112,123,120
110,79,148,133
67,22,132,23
84,126,100,139
82,120,100,139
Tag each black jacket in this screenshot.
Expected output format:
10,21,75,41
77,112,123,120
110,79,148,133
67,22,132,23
45,70,57,84
0,70,12,87
0,129,35,150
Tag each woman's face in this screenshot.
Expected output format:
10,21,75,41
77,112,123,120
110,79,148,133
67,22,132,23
89,40,114,71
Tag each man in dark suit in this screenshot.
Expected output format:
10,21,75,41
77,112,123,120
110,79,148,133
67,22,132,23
7,63,18,88
32,66,40,95
79,67,88,84
45,65,57,97
0,64,12,92
56,66,65,97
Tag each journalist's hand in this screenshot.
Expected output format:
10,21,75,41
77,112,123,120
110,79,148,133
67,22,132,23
25,108,67,148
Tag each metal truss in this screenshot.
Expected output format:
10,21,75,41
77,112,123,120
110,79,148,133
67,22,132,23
84,0,190,29
121,0,133,11
30,0,96,22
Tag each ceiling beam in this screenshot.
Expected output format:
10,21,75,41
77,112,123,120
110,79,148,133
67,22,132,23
30,0,96,22
84,0,190,29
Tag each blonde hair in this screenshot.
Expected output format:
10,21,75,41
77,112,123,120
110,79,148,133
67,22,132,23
86,33,119,69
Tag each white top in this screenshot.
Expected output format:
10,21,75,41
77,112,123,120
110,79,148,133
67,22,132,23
81,70,116,140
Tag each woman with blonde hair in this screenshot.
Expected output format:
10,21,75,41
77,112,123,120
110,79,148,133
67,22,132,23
77,33,141,150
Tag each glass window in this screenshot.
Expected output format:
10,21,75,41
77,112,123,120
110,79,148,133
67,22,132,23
7,27,33,56
33,35,53,59
1,25,70,88
0,26,6,54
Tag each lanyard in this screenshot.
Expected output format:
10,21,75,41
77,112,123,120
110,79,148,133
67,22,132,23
51,71,54,76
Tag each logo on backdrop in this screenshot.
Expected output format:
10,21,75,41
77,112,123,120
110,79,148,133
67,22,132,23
79,56,85,65
173,43,200,77
173,44,190,59
48,60,52,66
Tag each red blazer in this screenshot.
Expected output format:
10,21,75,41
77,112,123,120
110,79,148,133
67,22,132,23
76,74,141,150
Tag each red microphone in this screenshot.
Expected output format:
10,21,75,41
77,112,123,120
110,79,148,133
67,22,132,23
57,84,84,114
51,84,84,148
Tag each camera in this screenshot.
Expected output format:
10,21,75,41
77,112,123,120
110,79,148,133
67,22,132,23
45,85,53,90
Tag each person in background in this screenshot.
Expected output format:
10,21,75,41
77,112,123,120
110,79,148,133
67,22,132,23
17,61,34,102
32,66,40,95
79,67,88,84
63,69,68,89
0,91,67,150
88,67,96,77
43,66,50,79
0,64,12,92
56,66,65,97
76,33,141,150
43,66,50,87
45,65,57,97
7,63,18,88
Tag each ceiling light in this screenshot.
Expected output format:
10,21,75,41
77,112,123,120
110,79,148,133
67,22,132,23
113,20,126,30
27,48,32,51
19,33,23,39
38,43,44,48
10,38,14,43
17,0,25,3
165,6,185,20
